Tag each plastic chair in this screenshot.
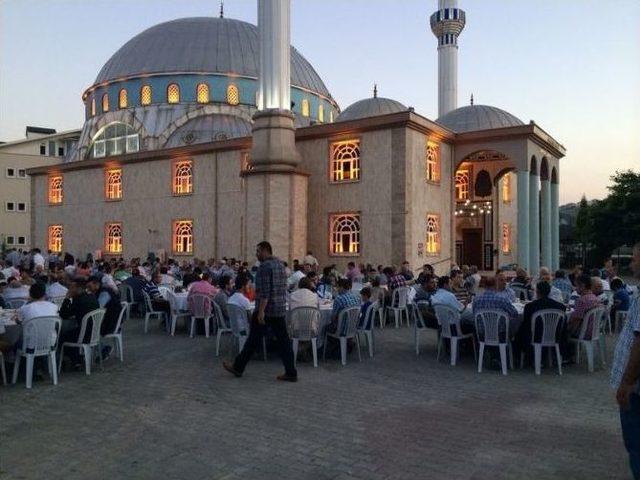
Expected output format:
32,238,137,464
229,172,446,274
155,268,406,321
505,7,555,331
569,306,606,373
143,291,167,334
100,302,127,362
188,293,213,338
118,283,136,320
6,298,28,309
288,306,321,367
12,316,61,388
0,351,6,385
474,309,513,375
357,302,377,358
227,304,266,360
323,306,361,366
615,310,629,334
413,301,437,356
434,304,476,366
166,291,190,336
526,309,565,375
58,309,105,376
213,301,232,356
387,287,410,328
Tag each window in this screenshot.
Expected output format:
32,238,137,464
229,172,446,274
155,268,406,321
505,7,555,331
455,167,470,200
501,223,511,253
48,225,63,253
318,104,324,122
102,93,109,112
105,223,123,254
196,83,209,104
58,147,64,157
330,214,361,256
173,160,193,195
6,236,14,245
426,214,440,255
6,202,15,212
17,236,25,246
17,202,26,212
173,220,193,254
167,83,180,104
241,152,252,172
18,169,26,178
118,88,128,109
330,140,360,182
227,84,239,105
105,168,123,200
91,98,96,116
426,141,440,183
329,110,334,123
140,85,152,106
502,173,512,203
90,122,139,158
48,175,63,204
6,168,15,178
301,99,310,117
48,141,55,157
40,144,46,155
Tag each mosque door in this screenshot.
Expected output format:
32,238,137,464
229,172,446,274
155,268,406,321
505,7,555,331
462,228,483,268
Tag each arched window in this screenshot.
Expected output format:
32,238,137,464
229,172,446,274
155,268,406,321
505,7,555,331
329,110,334,123
105,223,123,254
140,85,152,106
196,83,209,104
90,122,139,158
426,214,440,254
502,173,512,203
102,93,109,112
173,220,193,254
118,89,128,109
501,223,511,253
48,175,63,204
167,83,180,104
330,213,361,256
330,140,360,182
455,167,470,200
48,225,63,253
173,160,193,195
227,84,239,105
318,104,324,122
301,99,310,117
426,141,440,183
91,98,96,116
105,168,123,200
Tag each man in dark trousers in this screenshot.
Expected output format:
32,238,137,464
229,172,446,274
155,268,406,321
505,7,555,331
223,241,297,382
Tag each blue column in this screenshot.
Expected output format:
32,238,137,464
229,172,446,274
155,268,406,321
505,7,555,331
528,172,540,276
551,181,560,271
540,177,552,268
517,170,530,272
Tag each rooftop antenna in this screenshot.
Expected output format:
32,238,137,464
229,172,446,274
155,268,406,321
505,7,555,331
373,83,378,98
219,1,224,18
470,93,474,105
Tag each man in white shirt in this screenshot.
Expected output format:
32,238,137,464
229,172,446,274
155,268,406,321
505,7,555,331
46,275,68,300
289,277,319,310
431,275,474,324
3,278,30,302
303,251,319,272
32,249,45,269
18,283,59,323
287,265,306,291
228,275,253,311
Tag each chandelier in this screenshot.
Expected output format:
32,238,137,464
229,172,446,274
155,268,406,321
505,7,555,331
454,199,492,217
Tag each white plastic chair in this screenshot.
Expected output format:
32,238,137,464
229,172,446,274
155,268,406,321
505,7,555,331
58,308,105,376
118,283,136,320
475,309,513,375
166,291,190,336
434,304,476,366
0,351,6,386
357,301,377,358
6,298,28,309
214,301,232,356
323,306,361,366
288,306,320,367
387,287,410,328
526,309,565,375
413,301,437,356
143,291,167,334
228,304,267,360
100,302,127,362
188,293,213,338
12,315,61,389
569,306,606,373
615,310,629,334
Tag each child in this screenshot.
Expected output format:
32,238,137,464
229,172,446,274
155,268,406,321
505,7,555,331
359,287,373,328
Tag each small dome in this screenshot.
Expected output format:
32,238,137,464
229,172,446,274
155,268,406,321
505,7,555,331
337,97,407,122
436,105,524,133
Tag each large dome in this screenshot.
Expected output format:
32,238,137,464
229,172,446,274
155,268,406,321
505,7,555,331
337,97,407,122
94,17,332,99
436,105,524,133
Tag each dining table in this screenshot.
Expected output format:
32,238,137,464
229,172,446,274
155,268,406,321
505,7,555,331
0,309,21,346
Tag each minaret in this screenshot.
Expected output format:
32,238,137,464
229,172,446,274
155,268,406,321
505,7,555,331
430,0,466,117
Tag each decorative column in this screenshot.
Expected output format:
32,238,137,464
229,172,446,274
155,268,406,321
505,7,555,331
244,0,307,262
516,170,530,272
551,178,560,271
540,176,552,268
528,171,540,275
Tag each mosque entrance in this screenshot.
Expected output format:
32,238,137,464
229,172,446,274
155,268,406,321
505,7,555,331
461,228,483,267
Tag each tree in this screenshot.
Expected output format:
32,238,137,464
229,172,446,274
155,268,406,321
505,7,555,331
574,195,590,264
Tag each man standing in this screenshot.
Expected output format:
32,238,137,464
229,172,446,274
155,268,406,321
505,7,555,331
611,242,640,479
223,242,297,382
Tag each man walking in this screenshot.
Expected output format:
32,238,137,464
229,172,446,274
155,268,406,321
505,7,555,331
611,241,640,479
223,241,297,382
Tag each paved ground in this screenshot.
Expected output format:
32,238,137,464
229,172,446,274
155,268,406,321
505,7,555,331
0,318,630,480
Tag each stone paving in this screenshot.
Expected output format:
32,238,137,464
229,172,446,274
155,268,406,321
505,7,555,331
0,319,630,480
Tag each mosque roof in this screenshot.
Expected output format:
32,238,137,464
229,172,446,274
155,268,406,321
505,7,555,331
336,96,407,122
436,105,524,133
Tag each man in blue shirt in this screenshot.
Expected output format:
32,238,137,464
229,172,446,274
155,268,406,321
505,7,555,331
329,278,360,334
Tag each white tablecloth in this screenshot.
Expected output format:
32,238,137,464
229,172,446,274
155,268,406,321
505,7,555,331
173,292,189,312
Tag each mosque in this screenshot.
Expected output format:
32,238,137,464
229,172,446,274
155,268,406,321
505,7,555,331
29,0,565,275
